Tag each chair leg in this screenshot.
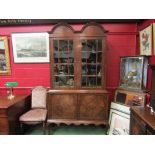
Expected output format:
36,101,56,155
47,123,51,135
20,123,23,135
43,121,46,135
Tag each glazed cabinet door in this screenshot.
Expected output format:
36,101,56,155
78,94,108,120
47,94,77,119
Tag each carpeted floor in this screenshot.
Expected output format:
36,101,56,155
24,124,108,135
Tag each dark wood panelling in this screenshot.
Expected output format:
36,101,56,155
79,94,107,120
48,94,77,119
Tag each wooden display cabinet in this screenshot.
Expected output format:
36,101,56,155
115,56,149,106
47,22,109,130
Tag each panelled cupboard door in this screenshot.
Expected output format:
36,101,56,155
79,94,108,120
48,94,77,119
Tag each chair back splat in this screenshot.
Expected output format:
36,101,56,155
31,86,47,109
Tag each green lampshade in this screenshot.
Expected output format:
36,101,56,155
5,82,18,87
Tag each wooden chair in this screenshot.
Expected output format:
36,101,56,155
19,86,47,134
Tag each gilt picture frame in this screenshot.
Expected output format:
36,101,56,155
0,36,11,75
139,25,152,55
11,32,49,63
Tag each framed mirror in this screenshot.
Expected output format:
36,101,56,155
0,36,11,75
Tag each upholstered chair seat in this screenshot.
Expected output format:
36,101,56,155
19,86,47,134
19,109,47,125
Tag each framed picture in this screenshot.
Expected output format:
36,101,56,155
139,25,152,55
108,111,130,135
153,23,155,55
11,32,49,63
0,36,11,75
108,102,130,135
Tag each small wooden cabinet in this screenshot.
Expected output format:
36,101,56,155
47,22,109,128
0,95,31,135
130,107,155,135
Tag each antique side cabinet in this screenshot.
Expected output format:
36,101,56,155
47,22,109,128
130,106,155,135
115,56,149,106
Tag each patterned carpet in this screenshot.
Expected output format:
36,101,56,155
24,124,108,135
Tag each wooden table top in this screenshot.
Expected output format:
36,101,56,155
131,106,155,130
0,95,30,109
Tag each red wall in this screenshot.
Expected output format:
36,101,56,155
0,23,138,102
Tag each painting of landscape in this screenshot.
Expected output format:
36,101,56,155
12,33,49,63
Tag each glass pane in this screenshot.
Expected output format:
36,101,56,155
59,40,68,51
81,52,87,63
97,65,101,76
68,51,74,63
87,77,96,87
54,40,58,51
68,64,74,75
97,52,102,63
53,39,74,88
120,57,143,89
54,64,59,75
87,65,96,75
66,76,74,86
81,76,87,86
87,40,96,52
54,52,59,63
54,76,59,87
59,75,67,86
59,65,68,75
69,40,73,51
81,39,103,88
97,77,101,86
82,65,87,75
81,40,87,51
